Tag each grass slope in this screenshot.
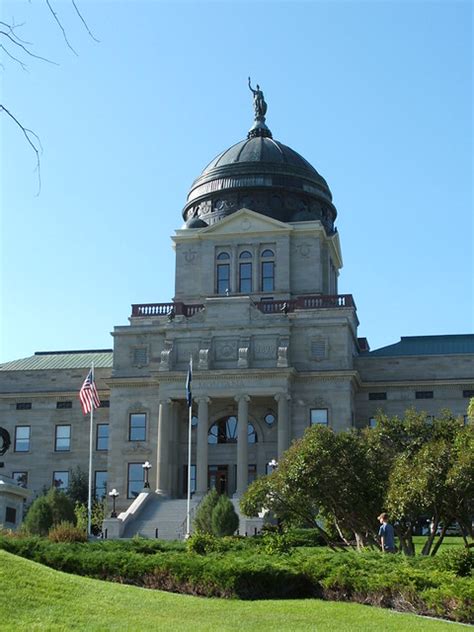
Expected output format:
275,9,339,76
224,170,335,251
0,550,469,632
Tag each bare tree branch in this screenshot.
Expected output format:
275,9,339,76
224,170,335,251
45,0,78,56
1,105,42,195
0,29,58,66
71,0,99,43
0,20,32,46
0,44,28,71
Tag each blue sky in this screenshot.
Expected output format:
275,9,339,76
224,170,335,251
1,0,472,363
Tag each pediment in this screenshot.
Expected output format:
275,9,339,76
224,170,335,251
200,208,292,236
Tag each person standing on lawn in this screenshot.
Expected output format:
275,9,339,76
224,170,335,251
378,513,396,553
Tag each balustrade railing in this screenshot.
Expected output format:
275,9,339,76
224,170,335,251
131,295,354,318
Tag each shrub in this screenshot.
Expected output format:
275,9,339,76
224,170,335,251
23,496,53,536
211,496,239,537
193,489,219,534
436,547,474,577
186,532,219,555
46,489,76,526
48,522,87,543
263,532,292,555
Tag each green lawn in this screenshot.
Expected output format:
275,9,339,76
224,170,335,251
0,550,469,632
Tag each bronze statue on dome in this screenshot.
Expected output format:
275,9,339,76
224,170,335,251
248,77,267,119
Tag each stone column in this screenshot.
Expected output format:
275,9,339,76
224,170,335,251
235,395,250,496
196,397,210,495
275,393,290,458
156,399,171,496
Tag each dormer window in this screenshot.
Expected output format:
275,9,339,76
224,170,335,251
216,251,230,294
239,251,252,293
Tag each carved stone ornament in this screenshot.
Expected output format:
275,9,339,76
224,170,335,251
198,348,209,370
237,347,249,368
159,340,174,372
296,242,312,258
183,248,198,264
277,346,288,368
240,218,252,231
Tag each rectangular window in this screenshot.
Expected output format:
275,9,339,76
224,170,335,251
217,264,230,294
416,391,433,399
129,413,146,441
14,426,30,452
127,463,144,498
12,472,28,488
133,348,148,366
5,507,16,524
56,401,72,409
55,425,71,451
96,423,109,451
310,409,328,425
462,390,474,398
463,415,469,425
94,471,107,499
16,402,31,410
261,261,275,292
53,471,69,490
248,464,257,485
183,464,196,495
369,417,377,428
368,392,387,401
100,400,110,408
239,262,252,293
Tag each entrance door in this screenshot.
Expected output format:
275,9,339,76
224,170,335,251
208,465,228,495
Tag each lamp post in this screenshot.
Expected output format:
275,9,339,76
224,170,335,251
268,458,278,472
142,460,152,489
109,488,119,518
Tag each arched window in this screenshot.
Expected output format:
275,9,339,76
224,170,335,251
216,252,230,294
239,251,252,293
261,249,275,292
208,416,258,444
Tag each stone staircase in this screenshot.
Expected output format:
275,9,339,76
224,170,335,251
103,492,266,540
121,494,201,540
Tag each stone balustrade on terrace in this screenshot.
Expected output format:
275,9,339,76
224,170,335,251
131,294,355,318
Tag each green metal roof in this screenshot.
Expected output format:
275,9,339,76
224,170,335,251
364,335,474,357
0,350,113,371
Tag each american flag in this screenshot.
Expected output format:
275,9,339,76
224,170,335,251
79,368,101,415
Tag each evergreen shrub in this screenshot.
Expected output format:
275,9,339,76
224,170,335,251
211,495,239,537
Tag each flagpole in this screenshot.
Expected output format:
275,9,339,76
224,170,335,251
185,356,193,538
87,363,94,537
186,402,192,538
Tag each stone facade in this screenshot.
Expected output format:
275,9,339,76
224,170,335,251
0,121,472,526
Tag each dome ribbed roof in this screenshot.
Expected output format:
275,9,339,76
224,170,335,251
182,98,337,232
202,136,320,177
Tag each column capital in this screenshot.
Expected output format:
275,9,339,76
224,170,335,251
158,398,173,406
196,396,212,405
274,393,291,402
234,394,250,403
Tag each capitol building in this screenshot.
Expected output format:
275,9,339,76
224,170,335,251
1,87,472,536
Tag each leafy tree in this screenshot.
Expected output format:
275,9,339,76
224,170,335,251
193,489,219,534
67,466,89,505
241,409,473,556
23,488,75,535
211,495,239,537
23,495,53,536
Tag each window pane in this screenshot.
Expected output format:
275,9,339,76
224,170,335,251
129,413,146,441
96,424,109,451
239,262,252,293
12,472,28,488
248,423,257,444
94,471,107,499
261,249,274,258
239,251,252,259
261,261,274,291
55,425,70,451
127,463,144,498
15,426,30,452
53,471,69,490
216,252,230,260
310,409,328,425
217,264,230,294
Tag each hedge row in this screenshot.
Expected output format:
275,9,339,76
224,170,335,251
0,536,471,623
